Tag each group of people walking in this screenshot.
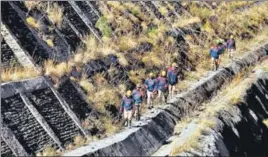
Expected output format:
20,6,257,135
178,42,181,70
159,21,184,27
210,35,236,70
119,35,237,127
119,63,180,127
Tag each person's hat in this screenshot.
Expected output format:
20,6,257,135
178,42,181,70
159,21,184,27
126,90,132,97
161,70,166,76
172,62,178,67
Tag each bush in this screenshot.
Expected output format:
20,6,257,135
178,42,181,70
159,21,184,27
96,16,112,37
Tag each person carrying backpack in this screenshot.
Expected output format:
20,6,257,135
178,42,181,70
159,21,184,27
145,72,156,109
132,84,144,121
120,90,135,127
226,35,236,60
157,70,169,103
167,63,179,98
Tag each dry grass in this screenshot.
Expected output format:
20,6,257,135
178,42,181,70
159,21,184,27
129,69,146,84
158,6,168,16
116,53,128,66
73,135,87,147
172,16,201,28
1,67,40,82
123,2,149,22
176,80,191,91
77,73,122,113
45,2,64,28
26,16,41,29
88,86,121,112
189,4,213,20
25,1,41,10
170,115,218,155
36,145,59,156
142,52,164,68
263,119,268,128
253,59,268,72
117,34,138,52
44,60,71,78
45,39,54,48
79,77,95,94
174,117,192,135
100,116,121,135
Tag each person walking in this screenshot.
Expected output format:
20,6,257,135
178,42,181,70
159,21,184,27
167,63,179,98
120,90,135,127
157,70,169,103
145,72,156,109
210,45,220,71
132,84,144,121
226,35,236,60
217,39,225,66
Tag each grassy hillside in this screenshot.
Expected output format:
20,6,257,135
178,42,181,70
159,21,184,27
1,1,268,155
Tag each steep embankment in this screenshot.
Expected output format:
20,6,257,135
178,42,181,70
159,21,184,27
63,43,268,156
172,71,268,156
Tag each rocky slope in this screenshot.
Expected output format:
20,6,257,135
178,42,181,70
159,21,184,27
63,43,268,156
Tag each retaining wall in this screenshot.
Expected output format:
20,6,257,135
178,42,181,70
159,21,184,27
176,72,268,156
63,43,268,156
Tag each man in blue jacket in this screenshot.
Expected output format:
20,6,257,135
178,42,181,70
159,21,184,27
145,72,156,109
157,70,169,103
120,90,135,127
167,63,179,98
132,84,144,121
226,35,236,60
210,45,220,71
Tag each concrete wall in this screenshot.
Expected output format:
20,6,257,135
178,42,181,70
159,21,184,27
177,72,268,156
1,77,88,156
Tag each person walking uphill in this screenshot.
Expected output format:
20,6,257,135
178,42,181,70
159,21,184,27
132,84,144,121
145,72,156,109
210,45,220,71
157,70,169,103
120,90,135,127
167,63,179,98
226,35,236,60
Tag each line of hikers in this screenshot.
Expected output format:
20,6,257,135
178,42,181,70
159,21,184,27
120,35,236,127
210,35,236,71
119,62,180,127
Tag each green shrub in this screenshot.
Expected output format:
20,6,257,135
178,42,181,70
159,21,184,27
131,9,139,16
96,16,112,37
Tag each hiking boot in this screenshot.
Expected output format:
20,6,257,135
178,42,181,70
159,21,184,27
122,119,128,127
128,120,132,128
136,115,140,121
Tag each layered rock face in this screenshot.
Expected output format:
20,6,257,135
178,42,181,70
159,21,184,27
1,77,89,156
176,72,268,156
